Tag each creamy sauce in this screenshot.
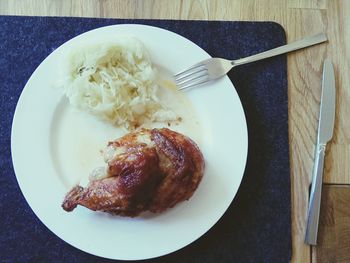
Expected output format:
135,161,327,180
51,72,202,189
154,77,202,146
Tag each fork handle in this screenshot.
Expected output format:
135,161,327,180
232,33,327,66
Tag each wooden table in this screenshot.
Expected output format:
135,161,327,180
1,1,349,262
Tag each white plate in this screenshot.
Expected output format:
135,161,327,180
11,24,248,260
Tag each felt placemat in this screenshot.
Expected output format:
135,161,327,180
0,16,291,262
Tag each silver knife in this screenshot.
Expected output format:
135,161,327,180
305,59,336,245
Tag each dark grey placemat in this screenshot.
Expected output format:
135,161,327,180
0,16,291,263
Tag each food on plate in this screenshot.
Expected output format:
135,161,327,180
62,37,177,130
62,128,205,217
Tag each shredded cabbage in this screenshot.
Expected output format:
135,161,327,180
62,37,176,129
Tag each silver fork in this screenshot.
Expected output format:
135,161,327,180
174,33,327,90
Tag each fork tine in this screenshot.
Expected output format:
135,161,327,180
174,66,208,83
174,59,212,90
175,70,209,86
178,77,211,90
174,62,205,79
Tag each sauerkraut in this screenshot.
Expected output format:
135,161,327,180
62,37,176,130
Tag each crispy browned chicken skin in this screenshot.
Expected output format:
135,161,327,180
62,128,204,217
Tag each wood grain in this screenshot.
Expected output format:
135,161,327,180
325,144,350,183
312,185,350,263
288,0,327,9
1,1,349,263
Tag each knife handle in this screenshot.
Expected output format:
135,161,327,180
305,144,326,245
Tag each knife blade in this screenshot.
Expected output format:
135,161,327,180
305,59,336,245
